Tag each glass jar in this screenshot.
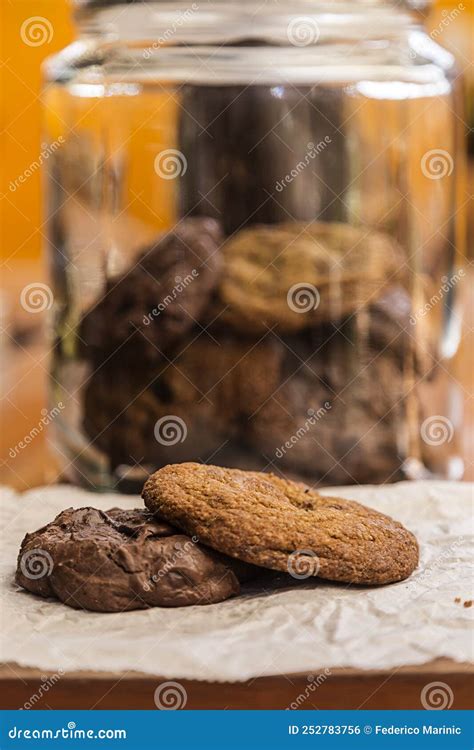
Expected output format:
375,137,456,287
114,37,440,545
44,0,466,492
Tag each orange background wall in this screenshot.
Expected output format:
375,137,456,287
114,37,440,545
0,1,471,268
1,1,73,265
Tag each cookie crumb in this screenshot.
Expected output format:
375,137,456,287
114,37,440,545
463,600,472,608
454,597,461,603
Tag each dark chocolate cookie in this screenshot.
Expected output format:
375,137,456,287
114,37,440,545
82,334,285,471
367,285,434,376
16,507,248,611
80,217,223,363
143,463,419,585
82,361,228,471
245,337,406,484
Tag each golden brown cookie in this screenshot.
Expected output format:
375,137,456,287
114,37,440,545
143,463,419,585
219,222,404,333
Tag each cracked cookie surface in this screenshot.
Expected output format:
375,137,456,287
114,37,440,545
143,463,419,585
16,507,246,611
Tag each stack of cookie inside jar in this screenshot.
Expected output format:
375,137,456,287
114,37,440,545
45,2,465,491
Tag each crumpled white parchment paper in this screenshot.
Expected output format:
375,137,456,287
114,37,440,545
1,481,472,680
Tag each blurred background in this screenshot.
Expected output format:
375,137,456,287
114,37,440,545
1,0,472,489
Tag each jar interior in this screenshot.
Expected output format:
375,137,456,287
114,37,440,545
44,4,464,491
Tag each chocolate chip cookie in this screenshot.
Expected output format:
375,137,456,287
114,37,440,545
143,463,419,585
219,222,405,333
16,507,249,611
80,217,223,363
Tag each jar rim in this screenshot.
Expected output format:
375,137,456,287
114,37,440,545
74,0,423,46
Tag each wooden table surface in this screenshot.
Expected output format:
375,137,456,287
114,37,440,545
1,660,473,710
1,262,472,710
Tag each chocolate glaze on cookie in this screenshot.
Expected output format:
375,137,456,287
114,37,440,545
16,507,248,611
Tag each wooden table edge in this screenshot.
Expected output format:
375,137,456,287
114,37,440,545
1,658,472,710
